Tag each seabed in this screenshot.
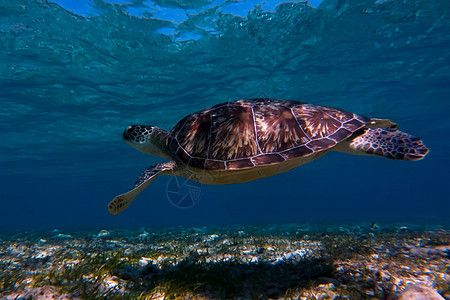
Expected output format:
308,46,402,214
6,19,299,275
0,223,448,299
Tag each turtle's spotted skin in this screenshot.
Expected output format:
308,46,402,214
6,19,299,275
348,128,429,160
108,98,429,215
168,98,369,170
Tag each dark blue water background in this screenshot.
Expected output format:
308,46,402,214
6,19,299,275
1,0,449,230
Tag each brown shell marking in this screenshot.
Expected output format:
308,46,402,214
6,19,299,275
254,102,309,153
208,104,259,160
169,98,369,170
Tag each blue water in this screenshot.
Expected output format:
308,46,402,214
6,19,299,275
1,0,449,230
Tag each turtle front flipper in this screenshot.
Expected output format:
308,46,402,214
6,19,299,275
339,128,429,160
108,161,177,215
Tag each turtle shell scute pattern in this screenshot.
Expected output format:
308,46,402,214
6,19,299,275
168,98,369,170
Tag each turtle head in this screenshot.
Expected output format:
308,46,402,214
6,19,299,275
123,125,170,158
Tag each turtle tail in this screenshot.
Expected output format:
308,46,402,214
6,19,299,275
347,128,429,161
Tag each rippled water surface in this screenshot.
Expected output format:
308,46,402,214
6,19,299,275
0,0,449,228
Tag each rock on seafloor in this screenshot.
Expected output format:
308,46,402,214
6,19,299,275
398,284,445,300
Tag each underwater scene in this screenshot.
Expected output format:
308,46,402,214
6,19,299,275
1,0,449,298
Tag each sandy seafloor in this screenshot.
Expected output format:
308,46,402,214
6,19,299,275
0,222,448,299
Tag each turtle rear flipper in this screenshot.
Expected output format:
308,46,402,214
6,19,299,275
341,128,429,160
108,161,177,215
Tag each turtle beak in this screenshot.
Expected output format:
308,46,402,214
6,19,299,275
123,126,134,141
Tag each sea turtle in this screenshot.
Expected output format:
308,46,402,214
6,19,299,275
108,98,428,215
